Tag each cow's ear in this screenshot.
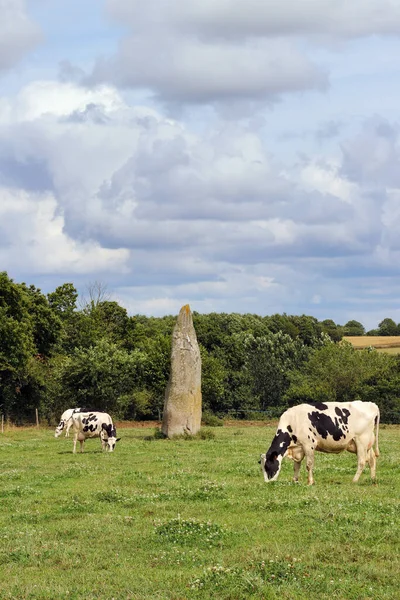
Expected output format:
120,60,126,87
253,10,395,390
116,438,121,442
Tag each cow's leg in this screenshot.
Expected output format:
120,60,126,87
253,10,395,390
73,434,77,454
367,432,378,479
366,447,377,481
80,439,84,453
293,460,302,483
291,447,304,483
352,442,367,482
305,450,315,485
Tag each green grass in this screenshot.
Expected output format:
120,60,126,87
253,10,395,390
0,424,399,599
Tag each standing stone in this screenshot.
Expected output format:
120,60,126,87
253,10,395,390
161,304,202,438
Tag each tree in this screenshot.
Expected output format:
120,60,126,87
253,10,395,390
80,280,110,310
285,340,393,407
21,284,62,356
321,319,343,342
343,320,365,336
48,283,78,317
58,339,147,417
0,274,61,420
378,318,399,336
89,301,129,343
266,313,299,339
200,351,228,415
288,315,324,346
243,331,312,412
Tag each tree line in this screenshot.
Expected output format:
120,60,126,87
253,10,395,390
1,271,399,425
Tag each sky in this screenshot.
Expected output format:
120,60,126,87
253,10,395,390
1,1,400,330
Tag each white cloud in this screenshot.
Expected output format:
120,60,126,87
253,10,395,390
0,0,41,73
0,80,124,122
0,186,129,275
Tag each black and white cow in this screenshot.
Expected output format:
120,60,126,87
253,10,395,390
71,411,120,453
260,401,380,485
54,408,90,438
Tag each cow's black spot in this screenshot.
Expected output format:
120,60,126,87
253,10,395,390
306,401,328,411
307,411,345,441
287,425,293,433
335,407,350,425
292,434,297,443
101,423,117,439
264,429,292,480
83,423,97,433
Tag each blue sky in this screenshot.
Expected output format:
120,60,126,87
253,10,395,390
2,0,400,330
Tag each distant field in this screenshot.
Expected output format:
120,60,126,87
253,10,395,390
344,336,400,353
0,425,399,599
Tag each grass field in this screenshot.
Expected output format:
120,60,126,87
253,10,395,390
343,336,400,353
0,424,399,600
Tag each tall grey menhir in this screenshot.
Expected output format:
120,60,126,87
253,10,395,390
162,305,202,437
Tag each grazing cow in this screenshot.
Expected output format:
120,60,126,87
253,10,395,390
260,401,380,485
55,407,92,438
71,411,120,453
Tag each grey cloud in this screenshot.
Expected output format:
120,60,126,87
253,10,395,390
93,0,400,109
106,1,400,40
114,249,224,287
0,155,53,191
278,119,344,143
315,120,344,142
0,0,42,72
91,119,352,234
62,103,111,125
91,35,326,107
0,83,396,306
59,60,87,84
341,117,400,186
94,1,400,109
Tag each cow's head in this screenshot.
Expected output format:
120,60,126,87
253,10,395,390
101,424,121,452
259,450,283,482
54,420,65,438
260,429,292,482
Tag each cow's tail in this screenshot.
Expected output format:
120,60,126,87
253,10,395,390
374,406,380,457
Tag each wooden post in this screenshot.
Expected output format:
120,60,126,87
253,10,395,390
35,408,39,428
1,415,3,433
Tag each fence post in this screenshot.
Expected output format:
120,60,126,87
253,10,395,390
1,414,3,433
35,408,39,428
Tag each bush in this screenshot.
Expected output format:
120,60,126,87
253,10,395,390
202,412,224,427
